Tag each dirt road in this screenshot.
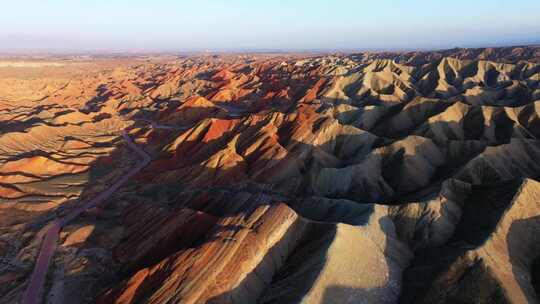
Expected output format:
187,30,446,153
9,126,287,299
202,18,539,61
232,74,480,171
21,130,150,304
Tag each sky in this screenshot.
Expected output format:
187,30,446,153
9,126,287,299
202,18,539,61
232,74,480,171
2,0,540,53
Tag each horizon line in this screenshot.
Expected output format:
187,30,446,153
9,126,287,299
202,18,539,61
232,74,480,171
0,42,539,57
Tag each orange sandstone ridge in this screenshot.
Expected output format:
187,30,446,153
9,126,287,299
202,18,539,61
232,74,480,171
1,46,540,303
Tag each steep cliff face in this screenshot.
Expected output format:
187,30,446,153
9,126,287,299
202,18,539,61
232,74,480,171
2,47,540,303
400,179,540,304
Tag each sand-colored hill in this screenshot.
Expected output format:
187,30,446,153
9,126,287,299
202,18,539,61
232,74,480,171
1,47,540,303
400,178,540,304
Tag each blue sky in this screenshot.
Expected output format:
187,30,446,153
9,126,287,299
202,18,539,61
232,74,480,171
2,0,540,52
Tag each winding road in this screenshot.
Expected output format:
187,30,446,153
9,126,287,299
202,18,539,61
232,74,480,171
21,130,151,304
134,118,190,131
21,110,243,303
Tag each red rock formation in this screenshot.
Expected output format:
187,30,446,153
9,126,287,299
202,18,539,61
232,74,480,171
2,47,540,304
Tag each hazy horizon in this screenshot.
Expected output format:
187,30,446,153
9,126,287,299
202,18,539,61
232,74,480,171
2,0,540,53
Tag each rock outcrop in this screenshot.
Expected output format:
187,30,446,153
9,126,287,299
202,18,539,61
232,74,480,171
1,47,540,304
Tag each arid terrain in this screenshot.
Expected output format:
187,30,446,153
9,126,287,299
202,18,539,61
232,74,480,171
1,45,540,304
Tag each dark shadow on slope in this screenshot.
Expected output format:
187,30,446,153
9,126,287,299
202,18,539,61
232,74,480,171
368,98,453,139
147,111,507,206
399,179,522,304
0,107,88,134
532,257,540,300
204,208,317,304
0,128,134,303
256,222,338,304
98,201,280,304
87,124,387,300
288,196,375,226
0,117,50,134
507,215,540,302
517,101,540,138
71,104,540,301
81,84,111,113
